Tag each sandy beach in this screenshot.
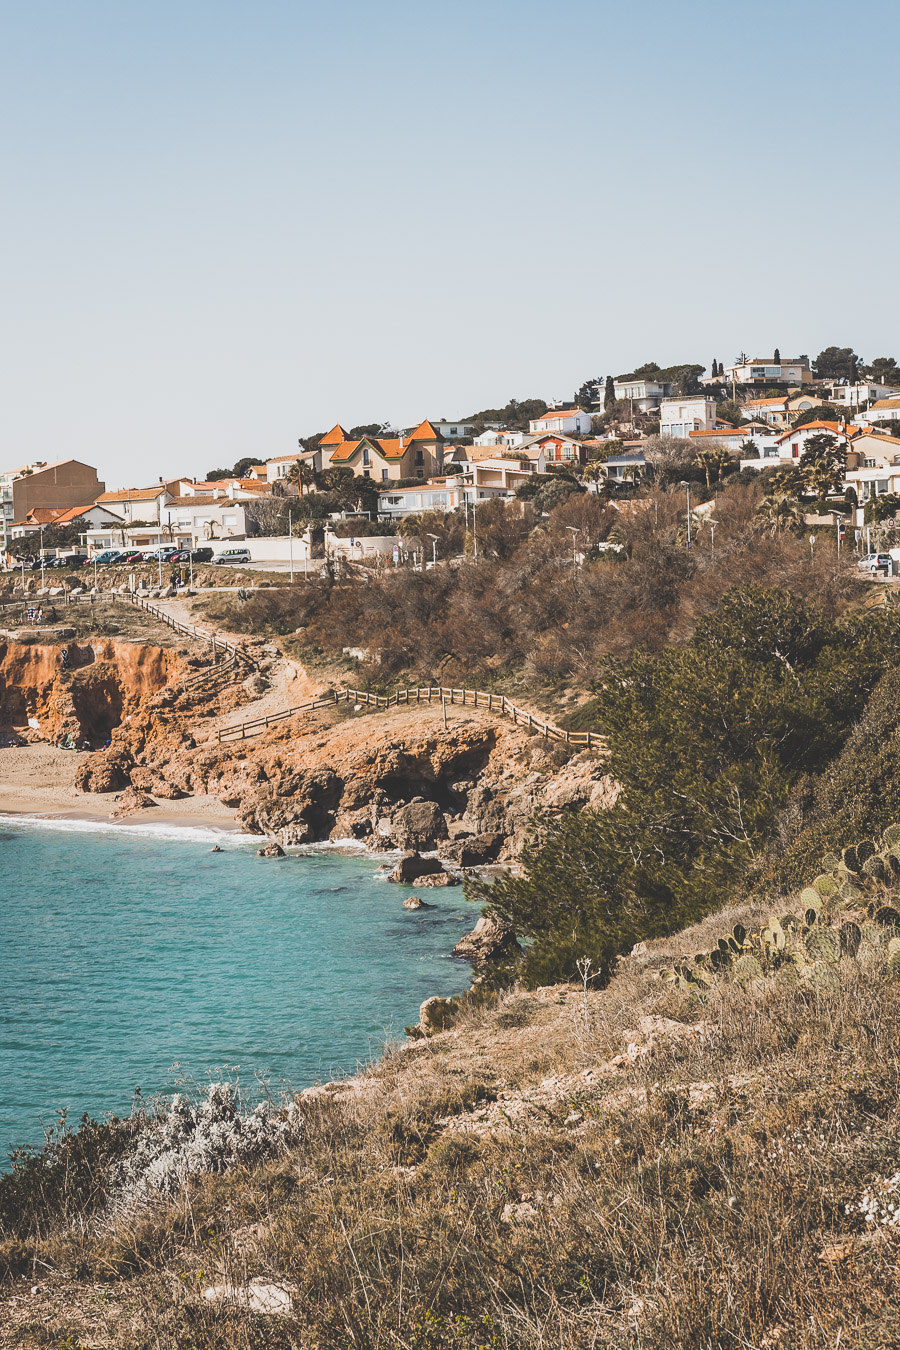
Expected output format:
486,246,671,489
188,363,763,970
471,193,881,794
0,744,242,830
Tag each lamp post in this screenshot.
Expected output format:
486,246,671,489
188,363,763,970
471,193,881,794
288,508,293,583
679,480,692,548
566,525,579,593
707,518,719,555
426,532,439,568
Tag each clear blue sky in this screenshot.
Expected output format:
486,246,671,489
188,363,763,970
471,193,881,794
1,0,897,488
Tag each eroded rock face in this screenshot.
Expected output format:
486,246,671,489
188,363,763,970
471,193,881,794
76,690,614,861
453,915,522,966
388,852,447,884
74,750,132,793
390,799,448,851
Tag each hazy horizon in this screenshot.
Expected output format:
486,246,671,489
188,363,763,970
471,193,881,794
2,0,898,489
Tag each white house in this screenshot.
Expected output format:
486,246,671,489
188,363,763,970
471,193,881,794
378,482,466,519
472,428,528,448
160,495,250,545
430,420,475,441
828,382,900,410
94,484,173,524
860,398,900,425
724,356,812,386
528,408,592,435
612,378,671,411
660,396,717,439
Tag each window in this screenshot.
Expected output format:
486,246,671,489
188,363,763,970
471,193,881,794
416,470,424,478
415,451,424,465
865,458,876,468
381,469,389,481
362,448,370,467
792,444,800,458
363,469,370,478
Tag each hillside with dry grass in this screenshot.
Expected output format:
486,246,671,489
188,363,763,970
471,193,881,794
3,832,900,1349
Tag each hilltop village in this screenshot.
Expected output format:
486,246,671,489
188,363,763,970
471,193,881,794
5,346,900,573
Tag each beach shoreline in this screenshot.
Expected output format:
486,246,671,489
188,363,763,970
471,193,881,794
0,744,242,833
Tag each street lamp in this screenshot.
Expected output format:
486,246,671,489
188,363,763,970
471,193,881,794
426,532,439,568
565,525,580,590
707,518,719,555
679,480,692,548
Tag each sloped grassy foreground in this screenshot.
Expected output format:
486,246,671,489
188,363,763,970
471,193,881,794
5,843,900,1348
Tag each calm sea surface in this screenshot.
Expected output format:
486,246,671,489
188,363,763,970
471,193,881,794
0,817,474,1156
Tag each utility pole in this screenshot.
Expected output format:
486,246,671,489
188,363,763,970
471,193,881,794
288,508,293,583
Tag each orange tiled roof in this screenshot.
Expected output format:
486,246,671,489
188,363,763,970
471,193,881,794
96,486,165,502
774,421,862,443
406,419,443,442
532,409,588,422
689,429,743,438
319,423,349,446
329,435,428,463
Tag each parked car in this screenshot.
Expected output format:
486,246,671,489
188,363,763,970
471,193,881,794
55,554,87,568
211,547,251,565
147,545,181,562
170,547,214,563
84,550,124,566
119,550,146,563
856,553,894,575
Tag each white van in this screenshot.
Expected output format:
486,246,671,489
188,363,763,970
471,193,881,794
211,547,251,565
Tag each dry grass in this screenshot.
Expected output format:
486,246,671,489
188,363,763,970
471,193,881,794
4,908,900,1349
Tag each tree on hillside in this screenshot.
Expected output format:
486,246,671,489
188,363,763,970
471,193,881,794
797,432,847,498
604,375,616,407
470,586,900,985
695,445,732,488
866,356,900,385
287,459,316,495
716,399,744,426
813,347,862,381
643,434,696,477
576,378,601,408
774,348,780,363
792,405,840,428
755,494,805,535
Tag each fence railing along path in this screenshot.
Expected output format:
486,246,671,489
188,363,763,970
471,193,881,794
1,588,256,691
216,685,601,749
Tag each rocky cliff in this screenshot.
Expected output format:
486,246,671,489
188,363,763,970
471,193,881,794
0,638,191,747
80,703,614,858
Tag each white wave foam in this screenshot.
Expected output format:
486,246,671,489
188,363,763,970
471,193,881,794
0,813,248,847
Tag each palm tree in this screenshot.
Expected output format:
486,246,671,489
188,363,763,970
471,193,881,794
755,494,806,536
694,446,731,488
287,458,316,496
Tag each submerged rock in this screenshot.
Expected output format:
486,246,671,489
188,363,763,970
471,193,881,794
257,841,286,857
403,895,432,910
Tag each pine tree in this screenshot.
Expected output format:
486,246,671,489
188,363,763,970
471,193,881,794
774,347,780,363
604,374,616,408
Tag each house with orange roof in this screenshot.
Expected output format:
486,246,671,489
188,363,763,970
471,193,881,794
8,501,124,541
94,484,175,524
861,397,900,426
528,408,592,435
739,420,861,472
324,420,445,482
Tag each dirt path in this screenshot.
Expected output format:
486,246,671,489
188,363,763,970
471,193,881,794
149,597,331,740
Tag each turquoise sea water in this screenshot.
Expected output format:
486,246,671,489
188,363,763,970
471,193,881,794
0,818,474,1156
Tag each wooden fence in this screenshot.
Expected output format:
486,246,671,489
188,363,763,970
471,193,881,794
217,685,600,748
